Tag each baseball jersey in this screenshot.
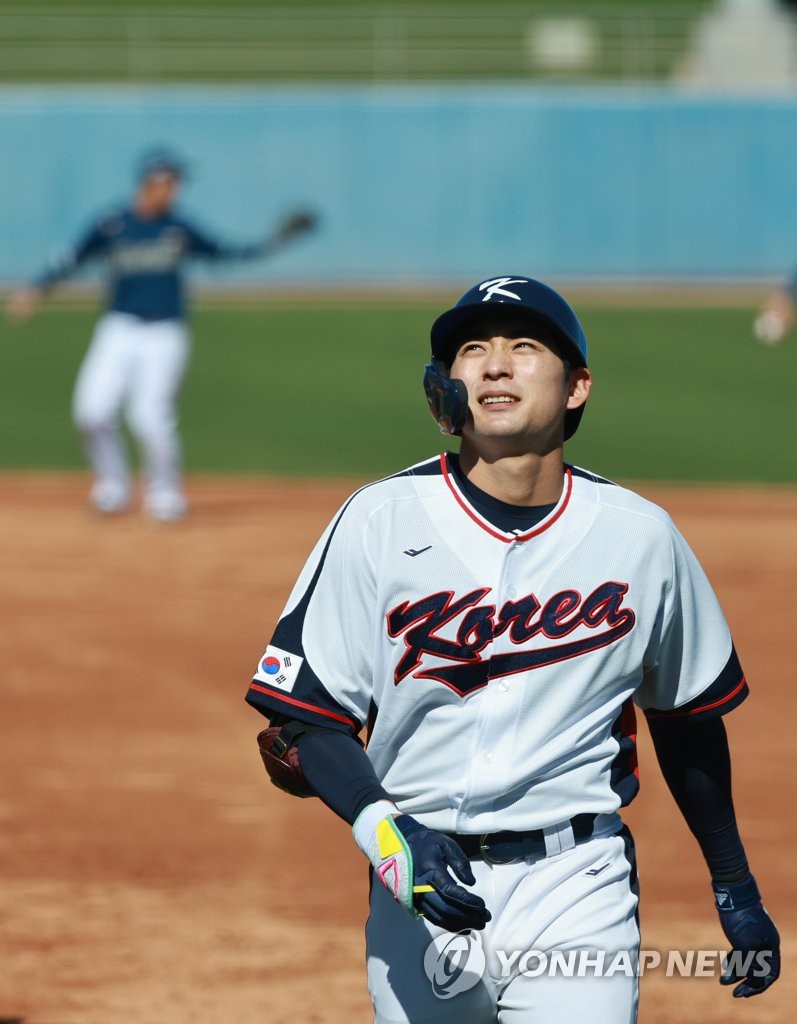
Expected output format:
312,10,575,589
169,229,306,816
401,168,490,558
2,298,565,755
246,454,748,834
34,207,264,322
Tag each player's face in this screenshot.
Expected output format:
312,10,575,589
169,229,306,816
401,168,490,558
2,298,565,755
136,173,181,217
449,319,591,453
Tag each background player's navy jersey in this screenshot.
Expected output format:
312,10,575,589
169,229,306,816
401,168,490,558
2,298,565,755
34,207,264,322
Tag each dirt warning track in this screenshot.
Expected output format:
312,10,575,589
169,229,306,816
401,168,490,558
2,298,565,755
0,473,794,1024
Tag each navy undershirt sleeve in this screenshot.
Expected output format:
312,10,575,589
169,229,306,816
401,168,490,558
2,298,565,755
269,714,389,824
182,219,269,261
34,221,109,290
648,715,749,884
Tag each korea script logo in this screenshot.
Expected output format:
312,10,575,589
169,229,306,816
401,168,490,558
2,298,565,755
386,583,635,696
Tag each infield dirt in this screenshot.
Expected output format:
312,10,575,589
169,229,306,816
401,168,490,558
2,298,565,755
0,473,794,1024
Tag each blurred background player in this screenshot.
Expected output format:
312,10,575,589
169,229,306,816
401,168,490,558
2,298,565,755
7,149,317,521
753,276,796,346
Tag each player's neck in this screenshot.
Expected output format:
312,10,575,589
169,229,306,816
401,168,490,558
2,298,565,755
133,198,170,221
457,445,565,506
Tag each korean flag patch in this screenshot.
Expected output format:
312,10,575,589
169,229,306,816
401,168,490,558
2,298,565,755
253,644,304,692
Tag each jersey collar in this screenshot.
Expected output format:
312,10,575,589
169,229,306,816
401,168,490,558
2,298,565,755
440,453,573,543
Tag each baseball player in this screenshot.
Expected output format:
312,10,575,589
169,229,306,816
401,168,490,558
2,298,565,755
753,278,796,345
246,276,780,1022
7,149,316,520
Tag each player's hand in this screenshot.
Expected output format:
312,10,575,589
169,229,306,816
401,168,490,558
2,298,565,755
753,291,793,346
273,209,318,244
394,814,491,932
6,287,43,324
353,800,491,932
713,874,780,998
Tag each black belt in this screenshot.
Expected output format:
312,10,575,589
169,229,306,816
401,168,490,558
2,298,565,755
450,813,597,865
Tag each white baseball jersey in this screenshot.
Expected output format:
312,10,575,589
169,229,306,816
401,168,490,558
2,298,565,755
247,454,747,834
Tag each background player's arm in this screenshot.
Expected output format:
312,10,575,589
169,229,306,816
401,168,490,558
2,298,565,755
7,220,111,323
649,714,780,997
182,210,318,263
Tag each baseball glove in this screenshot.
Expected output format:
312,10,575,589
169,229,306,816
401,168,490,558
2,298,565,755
274,209,319,244
257,725,315,798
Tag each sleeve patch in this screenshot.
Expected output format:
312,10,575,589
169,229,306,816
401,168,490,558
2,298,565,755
252,645,304,693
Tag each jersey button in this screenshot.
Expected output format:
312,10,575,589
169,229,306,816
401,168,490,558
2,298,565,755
506,585,518,598
498,681,509,692
483,751,494,763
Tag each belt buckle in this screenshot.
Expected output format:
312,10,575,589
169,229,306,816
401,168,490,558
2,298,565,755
478,833,520,866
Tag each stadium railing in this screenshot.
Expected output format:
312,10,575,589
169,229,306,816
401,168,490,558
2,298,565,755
0,5,705,83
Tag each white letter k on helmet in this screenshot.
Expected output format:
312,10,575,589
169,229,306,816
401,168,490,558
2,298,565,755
478,277,528,302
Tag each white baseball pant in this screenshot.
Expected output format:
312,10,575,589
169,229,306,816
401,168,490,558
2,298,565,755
72,312,190,519
366,821,640,1024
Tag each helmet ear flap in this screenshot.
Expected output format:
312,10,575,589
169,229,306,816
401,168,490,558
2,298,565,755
423,360,468,436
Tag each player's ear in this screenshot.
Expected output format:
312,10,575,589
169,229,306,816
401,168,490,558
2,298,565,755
566,367,591,411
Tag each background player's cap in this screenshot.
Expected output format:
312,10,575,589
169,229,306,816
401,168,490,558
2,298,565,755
137,148,189,183
430,276,588,370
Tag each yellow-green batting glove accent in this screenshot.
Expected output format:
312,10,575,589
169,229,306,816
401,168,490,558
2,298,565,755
353,799,424,917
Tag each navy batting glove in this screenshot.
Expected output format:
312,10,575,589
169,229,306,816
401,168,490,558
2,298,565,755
395,815,491,933
713,874,780,998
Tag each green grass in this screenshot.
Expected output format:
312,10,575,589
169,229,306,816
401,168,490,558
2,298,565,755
1,301,795,483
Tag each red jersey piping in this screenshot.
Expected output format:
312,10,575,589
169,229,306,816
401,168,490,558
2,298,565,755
440,453,573,544
645,676,747,720
248,683,358,728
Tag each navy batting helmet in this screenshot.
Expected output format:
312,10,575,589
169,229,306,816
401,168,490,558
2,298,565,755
137,148,188,183
423,275,589,439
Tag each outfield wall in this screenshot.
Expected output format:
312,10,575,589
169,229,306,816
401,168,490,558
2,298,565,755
3,85,796,286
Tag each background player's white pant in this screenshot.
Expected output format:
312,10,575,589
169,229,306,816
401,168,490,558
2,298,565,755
72,313,190,518
366,826,640,1024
